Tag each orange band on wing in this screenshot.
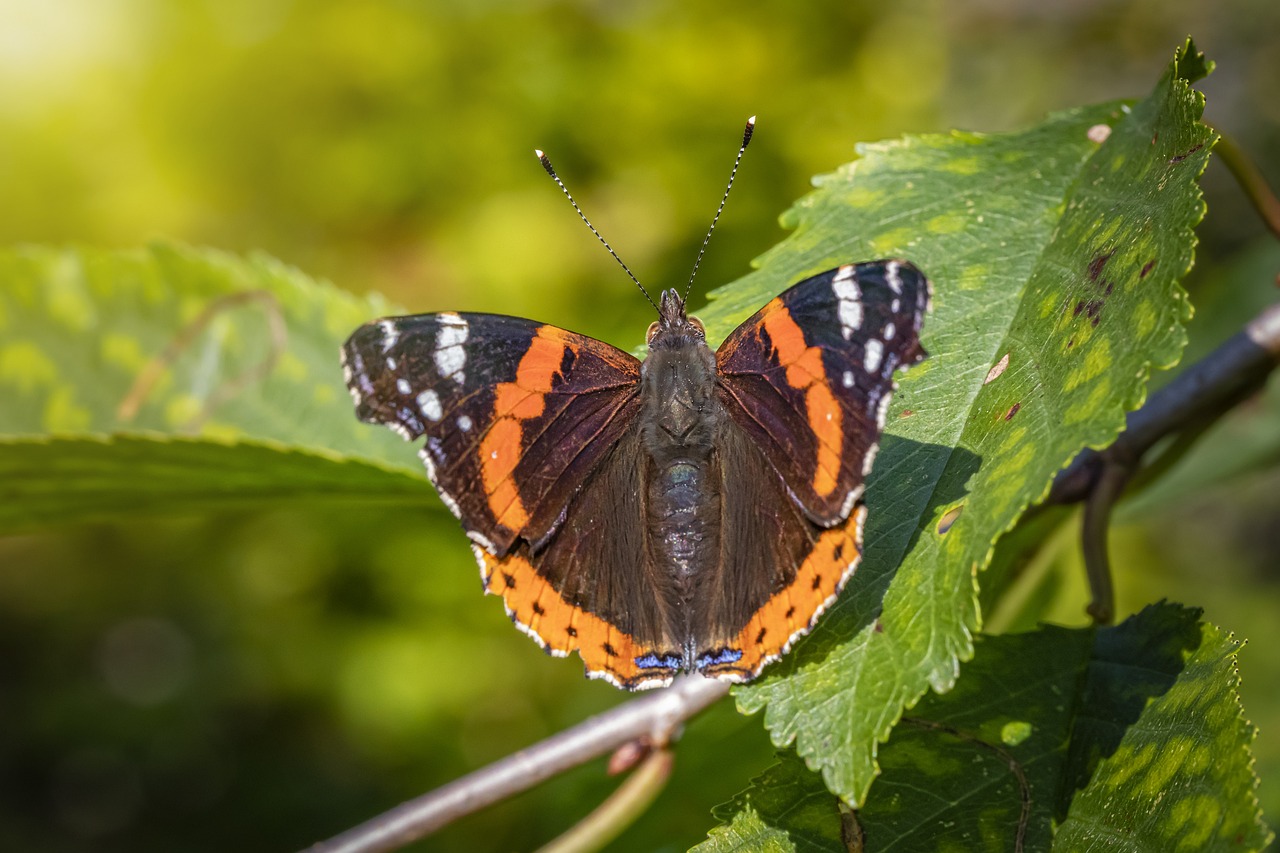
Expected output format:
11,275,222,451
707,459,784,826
479,327,576,533
703,505,866,682
475,547,679,690
760,300,844,497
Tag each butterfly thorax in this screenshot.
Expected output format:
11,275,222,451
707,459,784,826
640,291,723,642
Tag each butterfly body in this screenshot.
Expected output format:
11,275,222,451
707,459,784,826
637,289,724,668
342,261,931,690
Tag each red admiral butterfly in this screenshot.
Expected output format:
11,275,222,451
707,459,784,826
342,120,931,690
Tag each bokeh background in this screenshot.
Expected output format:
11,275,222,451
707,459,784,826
1,1,1277,850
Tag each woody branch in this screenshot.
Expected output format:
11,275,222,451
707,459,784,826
304,675,728,853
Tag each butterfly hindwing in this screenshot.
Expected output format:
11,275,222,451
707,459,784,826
715,260,931,526
691,415,865,682
341,313,642,556
481,424,685,690
481,409,863,689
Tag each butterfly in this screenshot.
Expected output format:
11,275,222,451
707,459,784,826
341,120,931,690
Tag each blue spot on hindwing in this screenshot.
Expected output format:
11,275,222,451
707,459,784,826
694,647,743,669
635,652,682,670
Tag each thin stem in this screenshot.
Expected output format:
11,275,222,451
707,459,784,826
1210,127,1280,241
302,676,728,853
117,289,286,430
1081,461,1129,624
536,748,674,853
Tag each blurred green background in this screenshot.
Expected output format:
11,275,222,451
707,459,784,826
1,1,1277,850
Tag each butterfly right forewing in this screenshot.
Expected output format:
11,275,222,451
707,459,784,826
716,260,931,526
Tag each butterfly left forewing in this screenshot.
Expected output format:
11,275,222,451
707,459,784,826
342,312,642,556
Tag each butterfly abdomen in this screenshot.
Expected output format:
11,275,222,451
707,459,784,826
646,458,721,584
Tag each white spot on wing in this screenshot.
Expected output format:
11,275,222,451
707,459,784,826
435,313,469,385
378,319,399,350
457,414,473,432
874,381,895,432
864,338,884,373
861,439,880,478
886,260,903,294
396,378,411,395
842,370,855,388
417,389,443,421
466,530,496,555
419,446,461,518
831,266,863,340
838,484,864,519
883,323,896,340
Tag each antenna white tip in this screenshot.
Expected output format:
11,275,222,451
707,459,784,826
748,115,756,125
534,148,545,159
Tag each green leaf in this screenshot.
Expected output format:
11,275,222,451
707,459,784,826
0,243,414,468
0,243,438,526
0,435,431,534
724,40,1215,803
700,604,1271,852
693,752,847,853
855,625,1087,851
1054,606,1271,851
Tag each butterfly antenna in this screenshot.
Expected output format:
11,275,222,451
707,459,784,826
682,115,755,304
535,149,659,314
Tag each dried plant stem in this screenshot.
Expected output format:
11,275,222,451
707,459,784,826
536,748,674,853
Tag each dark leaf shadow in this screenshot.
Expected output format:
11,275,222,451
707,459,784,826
765,435,983,677
1057,603,1204,819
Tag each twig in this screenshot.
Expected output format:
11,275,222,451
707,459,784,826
537,748,674,853
1048,301,1280,507
303,676,728,853
1048,300,1280,618
117,290,287,430
1080,461,1129,624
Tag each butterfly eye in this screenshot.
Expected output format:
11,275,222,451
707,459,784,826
688,317,706,338
646,321,661,344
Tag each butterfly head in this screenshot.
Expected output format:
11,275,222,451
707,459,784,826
646,288,706,351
